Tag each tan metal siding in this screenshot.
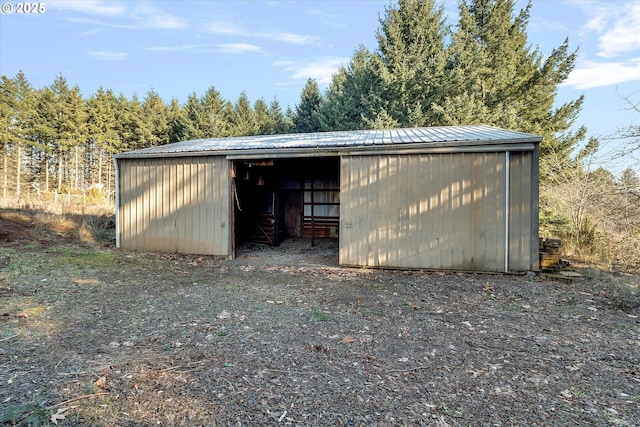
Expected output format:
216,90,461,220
340,153,517,271
508,151,537,271
117,156,230,255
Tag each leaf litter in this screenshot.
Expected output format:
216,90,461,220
0,236,638,426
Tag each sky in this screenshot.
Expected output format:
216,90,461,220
1,0,639,174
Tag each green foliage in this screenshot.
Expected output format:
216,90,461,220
0,403,52,427
317,47,386,130
1,68,309,200
376,0,448,126
268,98,293,134
320,0,585,167
293,78,322,133
308,308,331,321
140,88,170,148
167,97,187,143
539,204,571,239
232,91,258,136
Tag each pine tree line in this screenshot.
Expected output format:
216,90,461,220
0,72,298,199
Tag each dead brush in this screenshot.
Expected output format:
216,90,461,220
0,204,115,246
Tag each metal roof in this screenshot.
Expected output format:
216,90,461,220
114,125,542,159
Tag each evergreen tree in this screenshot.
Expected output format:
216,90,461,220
86,88,119,186
437,0,584,161
182,93,204,140
182,88,230,140
199,86,230,138
231,91,258,136
294,78,322,133
33,86,56,192
0,75,18,199
375,0,448,126
268,98,291,134
253,98,271,135
45,74,87,191
319,0,448,130
11,72,36,197
318,47,386,131
167,98,187,143
114,94,144,151
141,88,170,147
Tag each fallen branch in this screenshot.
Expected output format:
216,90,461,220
49,392,110,408
385,366,430,374
159,361,205,372
0,334,19,343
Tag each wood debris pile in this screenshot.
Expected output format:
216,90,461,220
539,237,569,272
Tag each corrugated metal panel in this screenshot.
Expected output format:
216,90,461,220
508,151,537,271
114,125,541,159
340,153,514,271
117,156,230,255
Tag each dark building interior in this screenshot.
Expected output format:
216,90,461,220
232,157,340,248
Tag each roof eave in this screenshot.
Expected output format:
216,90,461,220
113,137,541,160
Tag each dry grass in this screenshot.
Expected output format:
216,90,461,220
0,200,115,246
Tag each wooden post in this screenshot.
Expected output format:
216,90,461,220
311,179,315,247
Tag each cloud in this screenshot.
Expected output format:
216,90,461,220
52,0,187,31
217,43,263,54
261,31,319,45
48,0,124,17
596,3,640,58
563,1,640,89
204,21,318,45
146,45,200,52
578,1,640,58
563,59,640,89
204,21,243,35
276,57,347,84
132,4,188,30
88,50,128,61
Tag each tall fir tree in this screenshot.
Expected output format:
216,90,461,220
183,93,204,140
375,0,448,126
33,86,56,192
181,88,231,139
168,98,187,143
437,0,584,162
268,98,291,134
141,88,170,147
46,74,87,191
0,75,18,198
253,98,271,135
294,78,322,133
232,91,258,136
115,94,145,152
11,72,36,197
320,0,448,130
86,88,119,186
318,46,387,131
199,86,230,138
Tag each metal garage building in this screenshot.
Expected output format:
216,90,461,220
114,125,542,272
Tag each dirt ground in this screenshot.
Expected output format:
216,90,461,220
1,212,639,426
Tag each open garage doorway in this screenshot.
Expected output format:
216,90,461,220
232,157,340,255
